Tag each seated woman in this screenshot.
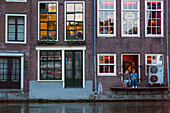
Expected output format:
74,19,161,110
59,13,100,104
130,69,137,88
121,70,131,87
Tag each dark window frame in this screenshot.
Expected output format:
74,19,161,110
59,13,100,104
7,16,25,42
66,3,84,41
40,50,62,80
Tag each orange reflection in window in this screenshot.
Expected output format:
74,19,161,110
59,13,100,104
147,56,152,64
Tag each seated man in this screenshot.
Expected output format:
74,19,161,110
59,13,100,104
130,69,137,88
121,70,131,87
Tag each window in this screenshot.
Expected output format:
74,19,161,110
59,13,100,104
98,54,116,76
121,0,140,37
145,54,163,76
38,2,58,41
65,1,85,41
6,0,27,2
5,14,27,44
145,1,163,37
40,51,62,80
97,0,116,37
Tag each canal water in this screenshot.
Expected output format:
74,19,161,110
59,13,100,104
0,101,169,113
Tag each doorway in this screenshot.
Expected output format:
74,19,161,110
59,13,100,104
65,51,83,88
0,57,21,89
121,54,140,83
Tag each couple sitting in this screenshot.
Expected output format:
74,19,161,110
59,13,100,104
122,69,137,88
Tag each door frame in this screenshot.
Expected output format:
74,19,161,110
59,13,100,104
0,52,24,90
121,54,141,83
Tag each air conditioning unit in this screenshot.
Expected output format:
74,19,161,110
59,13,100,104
149,65,164,85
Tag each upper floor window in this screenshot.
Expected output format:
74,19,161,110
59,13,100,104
121,0,140,37
38,2,58,41
65,1,85,41
98,54,116,76
5,14,27,44
6,0,27,2
145,1,163,37
97,0,116,37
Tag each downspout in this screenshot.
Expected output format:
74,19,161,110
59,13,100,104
94,0,97,93
166,0,169,89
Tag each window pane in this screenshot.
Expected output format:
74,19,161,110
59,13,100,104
147,56,152,64
75,22,83,29
147,2,151,9
40,31,47,39
49,14,56,21
104,56,109,63
40,14,48,21
152,2,156,9
110,56,114,64
8,17,15,24
104,65,109,73
48,4,56,12
17,17,24,24
48,22,56,30
48,31,56,39
75,4,83,12
67,22,75,30
67,14,75,21
40,23,47,30
40,3,48,13
99,1,114,9
110,65,114,73
75,13,83,21
152,56,157,64
75,30,83,39
8,33,15,40
17,25,24,32
67,4,74,12
99,56,104,64
157,2,161,9
17,33,24,41
99,65,104,73
9,25,15,32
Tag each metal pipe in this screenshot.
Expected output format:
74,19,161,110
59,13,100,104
94,0,97,93
166,0,169,89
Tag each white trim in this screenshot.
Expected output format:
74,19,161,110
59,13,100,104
0,53,24,57
37,50,40,81
97,0,116,37
0,53,24,90
121,54,141,83
64,1,85,41
97,54,117,76
145,0,164,37
6,0,27,2
83,50,85,88
5,14,27,44
36,46,86,50
121,0,140,37
38,1,58,41
62,50,65,88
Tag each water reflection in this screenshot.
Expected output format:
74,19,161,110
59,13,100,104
0,102,169,113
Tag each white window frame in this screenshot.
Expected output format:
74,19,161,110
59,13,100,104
145,0,164,37
64,1,85,41
38,1,58,41
145,54,164,76
0,53,24,90
121,0,140,37
5,14,27,44
6,0,27,2
36,46,86,88
97,0,116,37
97,54,116,76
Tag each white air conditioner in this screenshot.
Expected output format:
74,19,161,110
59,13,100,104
149,65,164,85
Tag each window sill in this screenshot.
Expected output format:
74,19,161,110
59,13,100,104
5,41,26,44
145,35,164,38
37,80,63,82
98,74,117,76
38,40,57,44
97,34,116,37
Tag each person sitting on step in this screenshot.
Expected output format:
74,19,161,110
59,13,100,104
130,69,138,88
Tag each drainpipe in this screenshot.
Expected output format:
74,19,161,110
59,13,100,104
94,0,97,93
166,0,169,90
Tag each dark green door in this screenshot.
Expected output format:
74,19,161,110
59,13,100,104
65,51,83,88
